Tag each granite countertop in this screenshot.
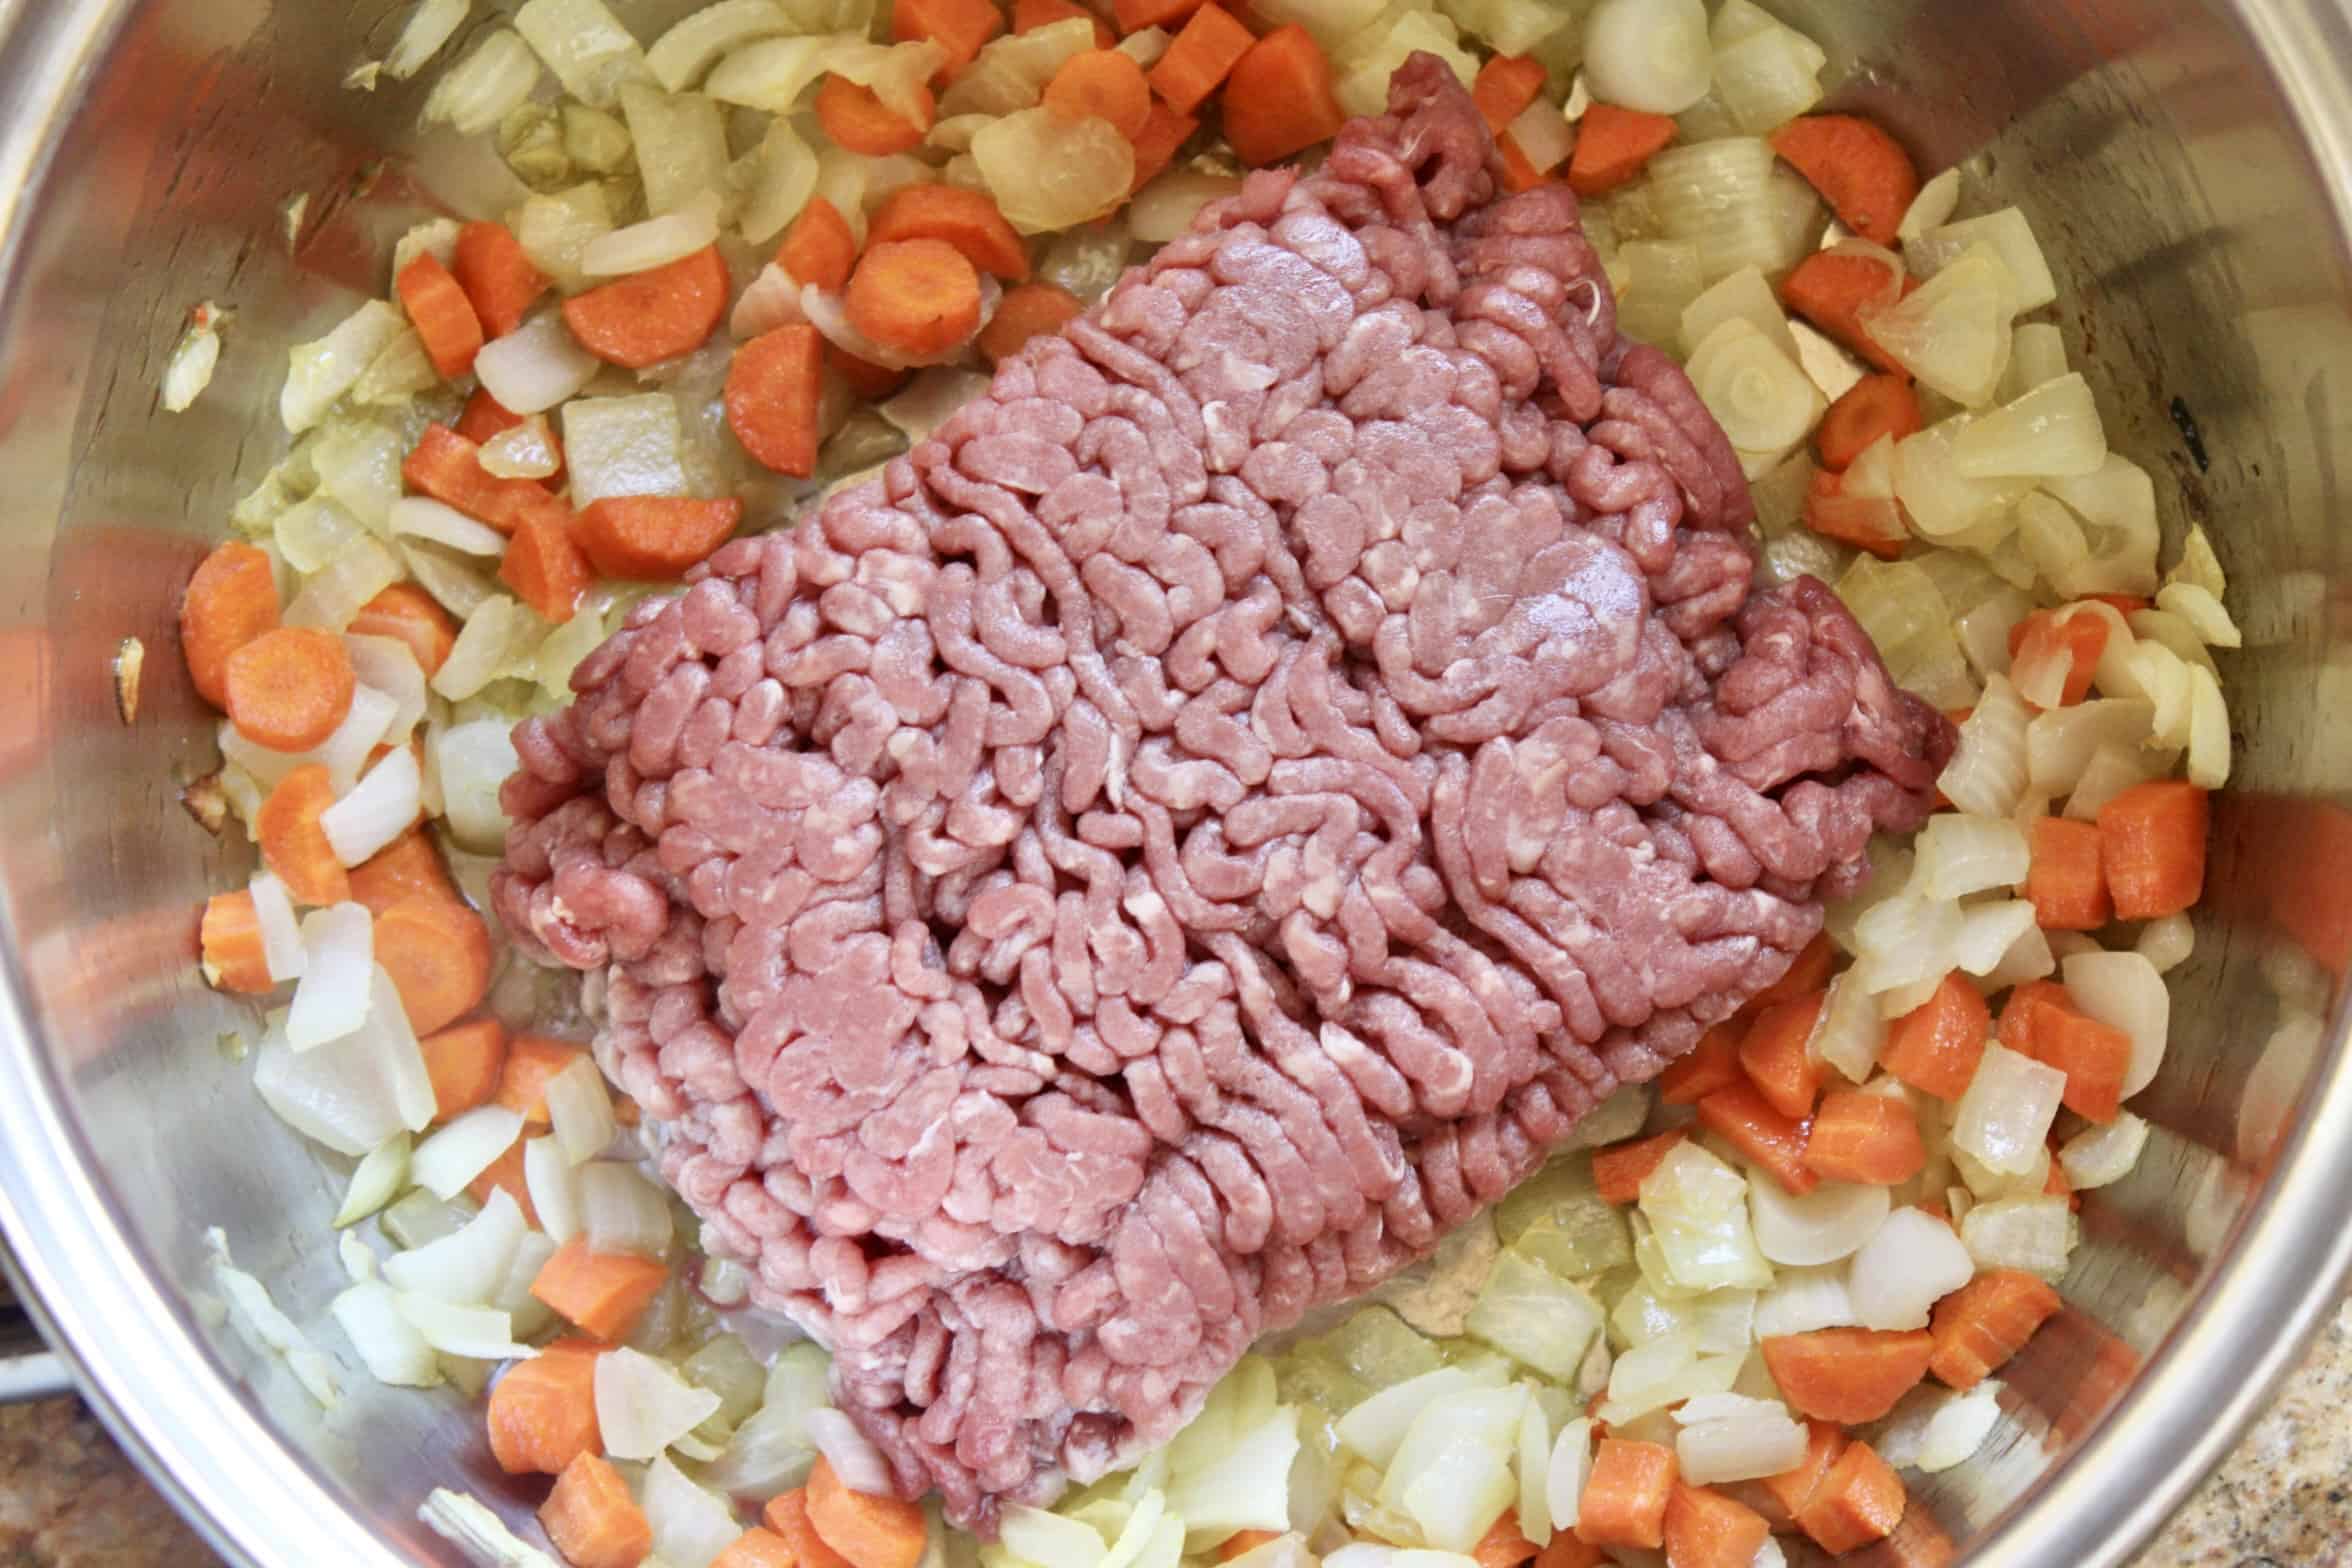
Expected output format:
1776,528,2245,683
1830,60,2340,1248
2,1296,2348,1568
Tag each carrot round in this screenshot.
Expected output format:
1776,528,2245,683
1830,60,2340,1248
487,1341,602,1475
561,246,731,369
532,1237,671,1342
225,626,353,753
542,1452,652,1568
451,220,550,340
349,584,458,678
978,282,1084,365
1803,1089,1927,1185
1779,251,1911,376
1472,54,1547,136
421,1016,509,1122
1129,102,1200,191
498,1034,590,1125
846,238,982,359
349,825,457,915
1221,26,1342,167
727,325,826,477
817,74,934,157
375,894,492,1036
396,252,486,380
867,185,1031,281
1147,5,1253,116
1817,373,1922,469
1043,49,1152,140
1567,104,1677,197
766,1490,856,1568
256,764,350,906
499,500,594,624
807,1454,928,1568
1761,1328,1936,1424
199,889,273,994
2098,779,2209,919
780,196,859,293
180,541,281,710
1771,114,1921,247
712,1530,802,1568
573,496,746,580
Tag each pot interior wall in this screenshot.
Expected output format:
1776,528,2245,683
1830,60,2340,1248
0,0,2347,1563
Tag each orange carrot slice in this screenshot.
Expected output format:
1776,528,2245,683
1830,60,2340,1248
1803,1089,1927,1185
180,540,282,710
256,763,351,906
1792,1439,1907,1554
396,252,486,380
562,246,731,369
1576,1437,1677,1550
1567,104,1676,197
1221,26,1341,168
1658,1020,1744,1106
348,584,459,678
498,1034,590,1124
726,325,826,478
374,895,492,1036
978,282,1085,365
1661,1483,1770,1568
1928,1269,2061,1389
533,1237,671,1342
807,1454,929,1568
817,74,934,157
420,1016,509,1123
867,185,1031,282
892,0,1005,74
1817,374,1922,469
1771,114,1920,247
846,238,983,359
487,1341,602,1475
1761,1328,1936,1424
542,1452,653,1568
1694,1082,1818,1195
499,500,593,624
2098,779,2209,919
1044,50,1152,139
200,890,274,994
780,196,859,293
451,221,550,339
1879,972,1990,1102
573,496,746,580
225,626,353,753
1738,990,1827,1121
1148,5,1254,116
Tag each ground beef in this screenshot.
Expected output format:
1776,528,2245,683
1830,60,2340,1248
492,56,1953,1529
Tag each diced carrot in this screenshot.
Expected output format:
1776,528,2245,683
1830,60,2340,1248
2026,815,2111,931
395,252,486,380
1816,374,1922,469
1149,5,1254,116
1661,1483,1769,1568
1778,250,1910,376
2009,605,2109,707
452,221,549,339
470,1138,540,1228
1015,0,1115,45
180,541,282,711
1761,1328,1936,1424
1576,1438,1677,1550
1128,101,1199,190
573,495,747,581
199,890,273,994
542,1452,652,1568
562,246,731,369
348,825,457,914
766,1489,857,1568
403,423,560,535
224,625,353,753
2098,779,2209,919
1218,1531,1284,1563
807,1454,928,1568
817,73,935,157
727,325,826,478
847,238,984,358
1694,1082,1818,1195
1739,990,1826,1121
827,343,911,401
1792,1440,1906,1554
1591,1128,1688,1205
1758,1420,1845,1524
1472,54,1548,135
499,1034,590,1124
1495,134,1546,194
1567,104,1677,197
1113,0,1203,34
780,196,859,292
1803,1088,1927,1185
375,895,492,1036
978,282,1085,365
2021,995,2132,1123
892,0,1005,73
348,583,459,678
1659,1020,1744,1106
1531,1537,1606,1568
456,385,526,445
534,1237,671,1342
1220,26,1342,167
256,764,351,906
420,1017,509,1122
1802,467,1908,560
1880,972,1991,1102
1770,114,1920,247
486,1342,602,1475
1753,933,1836,1010
1996,979,2072,1053
868,185,1031,281
712,1530,802,1568
1044,48,1152,138
500,500,594,624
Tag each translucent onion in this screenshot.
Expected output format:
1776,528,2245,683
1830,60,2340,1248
432,596,530,703
474,311,600,415
1754,1264,1857,1337
805,1406,897,1496
332,1279,442,1386
1897,167,1961,242
385,1188,528,1306
647,0,793,91
2062,950,2170,1098
1954,900,2039,979
321,745,422,868
2060,1110,2149,1190
400,540,497,623
1951,372,2107,479
564,392,689,505
2003,321,2070,398
1919,1383,2004,1472
1639,1142,1773,1291
1583,0,1713,114
1847,1208,1976,1330
597,1346,726,1460
942,18,1097,115
1333,11,1479,119
2137,912,2195,974
1675,1406,1808,1485
974,107,1134,235
2154,582,2240,649
286,538,403,634
342,634,427,745
1337,1366,1496,1466
1958,1196,2074,1276
1747,1178,1889,1267
1514,1395,1552,1542
513,182,616,293
1462,1252,1604,1380
1835,556,1975,710
1952,1042,2067,1175
433,717,520,853
1614,239,1708,347
1544,1418,1593,1534
495,1231,560,1343
385,0,469,79
524,1137,583,1245
287,903,375,1050
1647,138,1800,282
1599,1336,1741,1426
274,497,364,576
546,1054,619,1165
1912,813,2029,902
250,871,306,983
421,29,543,135
734,119,820,246
1907,207,2057,312
2044,456,2162,597
1707,1,1825,134
254,969,436,1154
1849,889,1963,996
1939,675,2030,819
208,1232,341,1408
512,0,654,109
1859,246,2013,407
334,1132,411,1228
1893,420,2029,541
1679,265,1799,363
411,1105,525,1200
2026,698,2153,798
580,192,723,277
705,33,842,111
582,1162,675,1258
619,84,731,220
480,417,562,481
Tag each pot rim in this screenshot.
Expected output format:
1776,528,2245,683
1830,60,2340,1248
3,3,2352,1566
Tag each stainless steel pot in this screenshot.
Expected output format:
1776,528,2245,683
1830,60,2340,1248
2,0,2350,1563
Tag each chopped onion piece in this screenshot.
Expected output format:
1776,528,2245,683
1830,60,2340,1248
1859,247,2013,407
253,968,436,1154
334,1132,411,1227
1583,0,1712,114
1898,168,1961,242
1463,1251,1604,1379
1755,1264,1856,1337
564,393,689,505
1707,1,1824,133
974,107,1134,234
647,0,793,89
580,191,723,276
1640,1142,1773,1290
420,1489,563,1568
474,311,600,415
386,0,469,78
1688,318,1821,461
1907,208,2057,312
251,871,306,983
546,1054,618,1165
1544,1417,1593,1533
1913,813,2029,901
386,1187,528,1305
1847,1207,1976,1329
2026,698,2152,798
434,717,520,853
162,312,223,413
411,1105,525,1200
206,1231,341,1408
1677,1408,1808,1485
1337,1366,1501,1466
1515,1393,1552,1541
2186,663,2231,787
618,84,731,219
1952,1042,2066,1175
1919,1383,2004,1471
582,1162,675,1258
322,744,422,866
2137,913,2195,974
705,32,841,111
433,596,530,703
1959,1196,2074,1276
2062,950,2170,1098
513,0,653,107
1812,970,1885,1083
343,635,427,744
287,903,375,1050
333,1279,442,1386
513,183,616,294
422,29,543,134
2060,1110,2149,1189
2045,456,2162,597
282,301,407,433
1894,419,2028,540
524,1137,584,1244
598,1346,726,1460
479,417,562,481
1747,1178,1888,1266
2154,582,2240,649
1506,98,1574,175
400,541,497,623
287,538,404,634
1648,138,1800,282
1954,900,2038,979
1679,265,1798,363
805,1406,896,1495
1939,675,2030,819
2003,321,2070,397
1849,889,1963,996
1952,372,2107,479
395,1295,535,1361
